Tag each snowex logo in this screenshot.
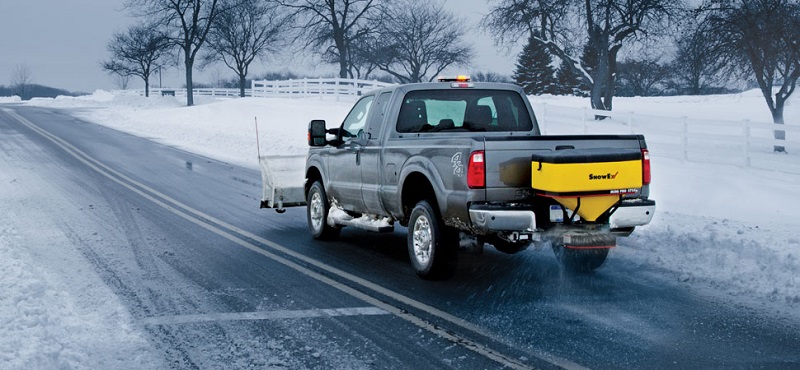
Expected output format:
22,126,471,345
588,171,619,180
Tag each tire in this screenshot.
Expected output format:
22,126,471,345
407,200,458,280
306,181,341,240
552,244,609,272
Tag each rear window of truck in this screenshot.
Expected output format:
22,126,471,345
396,90,533,133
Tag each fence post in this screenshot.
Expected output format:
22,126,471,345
582,107,588,134
627,112,634,134
540,102,548,134
682,116,689,162
743,120,751,167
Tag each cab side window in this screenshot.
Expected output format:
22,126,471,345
341,96,374,138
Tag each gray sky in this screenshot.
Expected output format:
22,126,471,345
0,0,518,93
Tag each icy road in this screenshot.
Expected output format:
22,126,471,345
1,105,799,369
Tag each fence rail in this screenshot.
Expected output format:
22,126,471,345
143,87,250,98
251,78,394,100
136,78,394,99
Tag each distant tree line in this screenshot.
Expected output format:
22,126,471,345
1,63,81,100
0,84,79,100
104,0,473,105
102,0,797,151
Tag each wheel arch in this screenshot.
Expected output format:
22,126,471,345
399,171,439,225
305,165,323,197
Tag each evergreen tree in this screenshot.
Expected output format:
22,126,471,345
513,34,556,95
555,61,587,96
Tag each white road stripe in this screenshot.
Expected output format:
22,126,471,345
141,307,389,326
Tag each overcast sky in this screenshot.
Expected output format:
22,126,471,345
0,0,519,93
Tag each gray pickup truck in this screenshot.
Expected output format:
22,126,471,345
260,78,655,279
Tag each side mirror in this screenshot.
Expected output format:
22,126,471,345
308,119,327,146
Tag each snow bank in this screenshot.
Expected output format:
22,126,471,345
0,95,22,103
0,159,162,369
622,157,800,309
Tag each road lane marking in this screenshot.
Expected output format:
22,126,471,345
142,307,389,326
7,108,588,370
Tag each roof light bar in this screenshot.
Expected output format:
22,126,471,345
437,75,471,82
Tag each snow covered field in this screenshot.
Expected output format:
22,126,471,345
2,89,799,367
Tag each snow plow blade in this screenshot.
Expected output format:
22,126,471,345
259,155,307,212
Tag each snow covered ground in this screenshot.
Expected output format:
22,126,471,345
2,89,799,367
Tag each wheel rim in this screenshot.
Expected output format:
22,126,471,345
412,214,433,266
309,191,324,232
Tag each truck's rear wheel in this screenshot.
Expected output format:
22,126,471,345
307,181,340,240
553,244,609,272
407,200,457,280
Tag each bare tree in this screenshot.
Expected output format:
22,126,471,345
347,35,381,79
364,0,472,83
115,74,132,90
278,0,381,79
472,71,511,83
102,25,170,97
206,0,289,97
701,0,800,152
672,18,719,95
616,58,671,96
10,64,33,99
127,0,222,106
485,0,682,115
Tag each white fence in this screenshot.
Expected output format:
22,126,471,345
137,78,393,99
251,78,393,100
146,87,250,97
533,102,800,174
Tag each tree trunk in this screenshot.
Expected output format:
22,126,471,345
338,52,348,79
588,29,610,120
145,77,150,98
239,73,246,97
589,60,609,119
335,36,348,78
772,99,786,153
602,48,620,114
185,58,194,107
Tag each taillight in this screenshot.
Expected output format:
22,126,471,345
641,149,651,185
468,151,485,189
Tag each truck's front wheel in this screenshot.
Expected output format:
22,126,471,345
407,200,457,280
307,181,340,240
552,244,609,272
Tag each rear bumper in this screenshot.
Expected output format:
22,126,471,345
468,205,536,233
467,198,654,236
610,199,656,229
